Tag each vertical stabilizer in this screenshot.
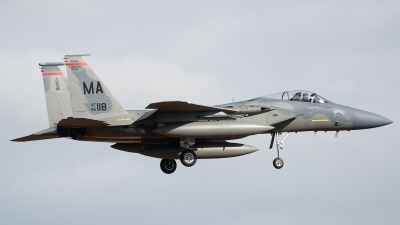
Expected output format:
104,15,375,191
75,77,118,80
40,62,73,127
64,54,131,125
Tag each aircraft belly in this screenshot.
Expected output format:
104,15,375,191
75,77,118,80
110,143,143,153
80,137,142,143
85,127,150,139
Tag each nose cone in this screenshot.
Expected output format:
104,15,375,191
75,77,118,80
354,109,393,129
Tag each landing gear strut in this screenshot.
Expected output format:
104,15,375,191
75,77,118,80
270,132,289,169
160,159,177,174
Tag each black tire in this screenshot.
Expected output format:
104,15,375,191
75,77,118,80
273,157,284,169
160,159,177,174
180,150,197,167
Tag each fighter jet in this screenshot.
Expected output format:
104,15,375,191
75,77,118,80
12,54,393,174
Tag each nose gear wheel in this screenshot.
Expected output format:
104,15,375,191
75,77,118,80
273,157,284,169
270,132,289,169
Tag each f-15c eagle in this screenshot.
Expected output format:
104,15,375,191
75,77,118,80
12,54,392,174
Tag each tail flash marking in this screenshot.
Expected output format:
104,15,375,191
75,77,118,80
65,62,88,66
64,55,130,125
42,72,64,76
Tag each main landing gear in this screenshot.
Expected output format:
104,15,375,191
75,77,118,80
160,150,198,174
160,159,177,174
180,150,197,167
270,132,289,169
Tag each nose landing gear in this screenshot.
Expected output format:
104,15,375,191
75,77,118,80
270,132,289,169
273,157,284,169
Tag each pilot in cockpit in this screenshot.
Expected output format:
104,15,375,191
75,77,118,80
302,93,309,102
291,92,302,101
310,93,316,103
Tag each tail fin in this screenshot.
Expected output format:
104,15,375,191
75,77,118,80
40,62,73,127
64,54,131,125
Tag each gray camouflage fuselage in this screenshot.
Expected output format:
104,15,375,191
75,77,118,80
79,96,390,142
12,55,392,169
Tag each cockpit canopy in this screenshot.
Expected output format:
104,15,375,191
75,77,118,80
261,90,332,103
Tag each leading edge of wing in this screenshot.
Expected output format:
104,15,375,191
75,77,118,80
145,101,235,113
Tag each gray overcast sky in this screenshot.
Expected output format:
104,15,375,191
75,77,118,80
1,1,399,224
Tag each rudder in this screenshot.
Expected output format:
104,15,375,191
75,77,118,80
40,62,73,127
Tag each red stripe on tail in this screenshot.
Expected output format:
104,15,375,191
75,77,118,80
65,62,88,66
42,72,64,76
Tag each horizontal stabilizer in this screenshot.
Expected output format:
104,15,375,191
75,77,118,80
58,118,109,127
11,127,59,142
146,101,235,113
64,54,91,57
39,62,65,66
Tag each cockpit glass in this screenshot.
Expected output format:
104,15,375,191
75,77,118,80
261,90,332,103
